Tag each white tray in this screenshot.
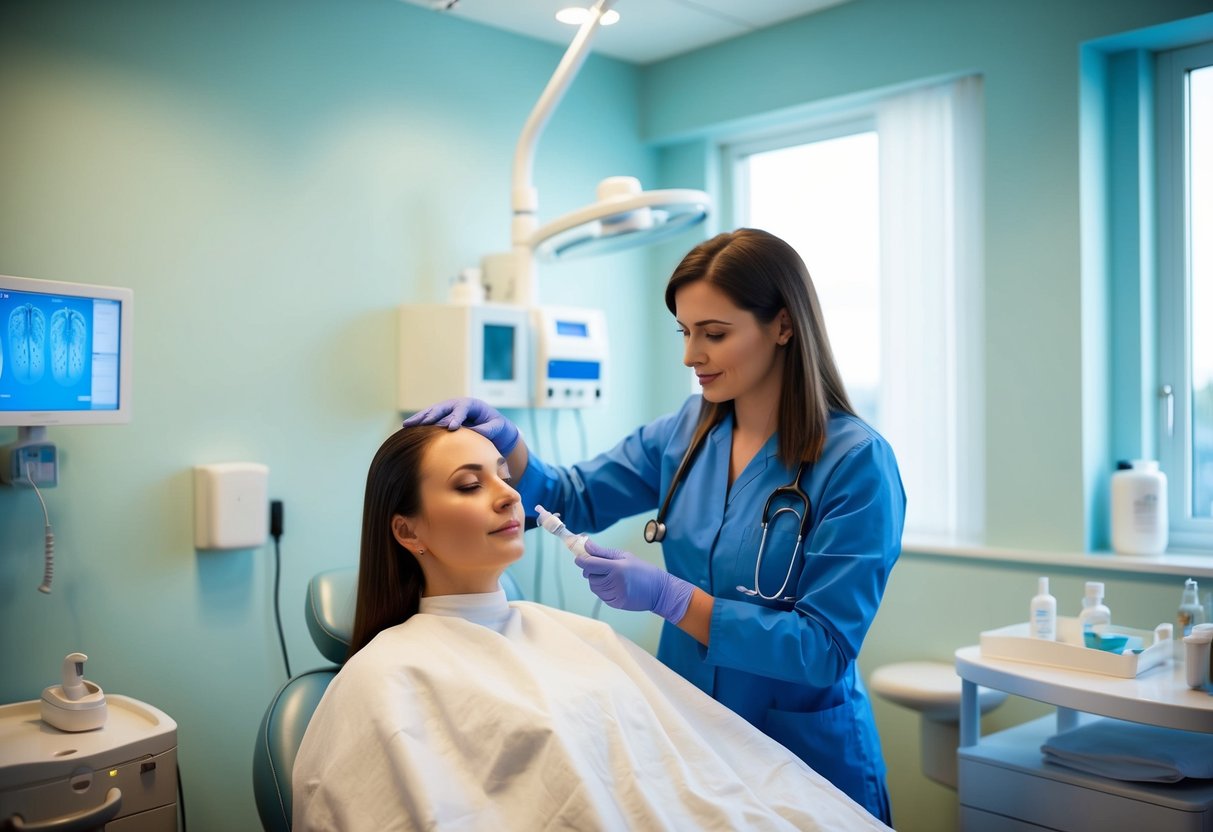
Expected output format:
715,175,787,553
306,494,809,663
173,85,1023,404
979,616,1173,678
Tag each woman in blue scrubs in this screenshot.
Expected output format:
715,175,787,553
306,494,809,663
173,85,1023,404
405,228,905,824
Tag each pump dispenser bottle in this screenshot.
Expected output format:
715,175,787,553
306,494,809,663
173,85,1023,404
1179,578,1205,637
1079,581,1112,644
1030,577,1057,640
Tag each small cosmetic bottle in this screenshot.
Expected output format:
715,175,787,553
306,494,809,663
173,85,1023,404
1179,578,1206,637
1030,577,1057,641
1079,581,1112,646
1184,624,1213,690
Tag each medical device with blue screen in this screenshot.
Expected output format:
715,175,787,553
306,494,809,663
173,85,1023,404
398,303,531,410
0,274,134,427
532,306,607,408
397,303,608,410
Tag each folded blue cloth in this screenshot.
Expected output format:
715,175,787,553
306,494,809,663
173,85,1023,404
1042,718,1213,783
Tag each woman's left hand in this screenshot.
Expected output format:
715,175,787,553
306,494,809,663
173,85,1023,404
575,540,694,624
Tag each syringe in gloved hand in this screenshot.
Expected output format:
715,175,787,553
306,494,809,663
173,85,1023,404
535,505,590,558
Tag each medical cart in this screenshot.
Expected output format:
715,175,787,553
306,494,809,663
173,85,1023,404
955,644,1213,831
0,694,178,831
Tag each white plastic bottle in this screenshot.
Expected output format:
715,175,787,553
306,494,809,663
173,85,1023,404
447,267,486,305
1110,460,1168,556
1079,581,1112,644
1178,578,1206,637
1030,577,1057,640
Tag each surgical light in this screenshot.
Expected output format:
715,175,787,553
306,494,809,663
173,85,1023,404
480,0,711,306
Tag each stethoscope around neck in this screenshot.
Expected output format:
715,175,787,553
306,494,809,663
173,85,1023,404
643,436,812,602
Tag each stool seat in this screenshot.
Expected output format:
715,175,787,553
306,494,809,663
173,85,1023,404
871,661,1007,721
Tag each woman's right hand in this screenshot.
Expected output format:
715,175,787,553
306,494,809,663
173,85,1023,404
403,397,521,455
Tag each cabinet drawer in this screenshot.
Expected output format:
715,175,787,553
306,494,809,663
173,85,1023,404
960,806,1060,832
959,717,1213,832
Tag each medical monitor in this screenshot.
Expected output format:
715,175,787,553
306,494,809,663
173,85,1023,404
398,303,530,410
0,274,134,426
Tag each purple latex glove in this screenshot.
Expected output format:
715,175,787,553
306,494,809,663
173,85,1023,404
402,397,520,456
574,539,695,624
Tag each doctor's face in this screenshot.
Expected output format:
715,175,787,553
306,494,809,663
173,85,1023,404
393,428,524,595
675,280,789,407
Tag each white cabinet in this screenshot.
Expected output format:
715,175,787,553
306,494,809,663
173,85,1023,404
0,695,178,831
955,646,1213,832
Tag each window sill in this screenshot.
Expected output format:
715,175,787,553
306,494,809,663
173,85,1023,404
902,535,1213,580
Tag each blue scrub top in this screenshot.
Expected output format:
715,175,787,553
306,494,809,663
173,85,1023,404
515,395,906,822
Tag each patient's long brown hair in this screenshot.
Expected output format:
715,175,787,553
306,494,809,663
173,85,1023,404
348,425,445,659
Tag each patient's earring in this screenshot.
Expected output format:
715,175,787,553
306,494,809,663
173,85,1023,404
417,548,425,555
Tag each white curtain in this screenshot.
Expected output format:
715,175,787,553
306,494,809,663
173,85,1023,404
877,76,984,538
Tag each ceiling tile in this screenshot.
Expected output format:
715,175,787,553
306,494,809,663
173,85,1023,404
399,0,854,64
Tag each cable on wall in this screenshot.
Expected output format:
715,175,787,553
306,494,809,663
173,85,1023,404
270,500,290,679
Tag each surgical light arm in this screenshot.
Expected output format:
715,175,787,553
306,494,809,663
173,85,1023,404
482,0,710,307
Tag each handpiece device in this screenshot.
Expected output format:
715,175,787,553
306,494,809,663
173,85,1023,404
535,505,589,558
61,652,89,700
41,651,108,731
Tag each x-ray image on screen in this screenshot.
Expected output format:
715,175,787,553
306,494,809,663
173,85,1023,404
0,289,119,412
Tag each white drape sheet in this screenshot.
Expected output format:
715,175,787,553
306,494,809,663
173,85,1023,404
293,593,890,831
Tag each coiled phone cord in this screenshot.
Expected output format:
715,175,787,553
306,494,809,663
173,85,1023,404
26,462,54,594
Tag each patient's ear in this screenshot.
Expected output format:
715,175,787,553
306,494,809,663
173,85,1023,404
776,308,793,346
391,514,422,552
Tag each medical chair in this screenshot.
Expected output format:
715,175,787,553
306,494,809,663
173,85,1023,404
252,567,524,832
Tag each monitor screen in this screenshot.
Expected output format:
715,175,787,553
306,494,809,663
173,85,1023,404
0,275,133,426
482,323,516,382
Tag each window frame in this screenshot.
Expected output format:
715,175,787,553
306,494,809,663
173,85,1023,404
1156,39,1213,549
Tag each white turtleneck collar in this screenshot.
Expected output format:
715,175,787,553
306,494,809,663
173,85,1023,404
418,588,512,632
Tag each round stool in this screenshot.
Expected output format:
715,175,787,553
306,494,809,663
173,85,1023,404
870,661,1007,788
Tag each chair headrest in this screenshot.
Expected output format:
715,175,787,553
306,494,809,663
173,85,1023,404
305,568,357,665
304,568,524,665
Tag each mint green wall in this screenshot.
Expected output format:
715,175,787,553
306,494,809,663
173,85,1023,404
640,2,1213,830
5,1,1213,831
0,1,674,828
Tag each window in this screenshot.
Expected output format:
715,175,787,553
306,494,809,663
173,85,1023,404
743,128,882,425
1157,41,1213,546
726,77,984,538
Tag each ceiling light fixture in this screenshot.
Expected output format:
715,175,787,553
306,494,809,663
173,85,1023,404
556,7,620,26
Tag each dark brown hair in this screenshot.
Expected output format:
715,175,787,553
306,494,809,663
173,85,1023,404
664,228,854,465
347,425,446,659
